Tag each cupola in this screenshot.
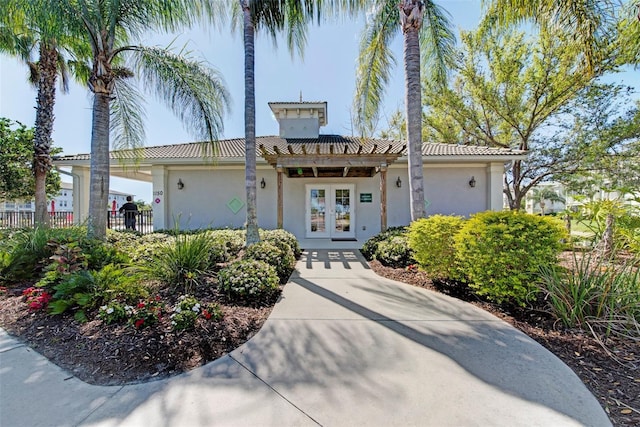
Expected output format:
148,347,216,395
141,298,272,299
268,101,328,139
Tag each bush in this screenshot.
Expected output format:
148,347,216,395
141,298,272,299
209,229,245,258
48,270,97,322
260,228,301,258
146,232,214,294
455,211,566,306
170,295,223,331
244,241,295,283
408,215,465,280
93,264,149,304
361,226,409,260
0,226,86,283
218,259,279,302
374,235,414,268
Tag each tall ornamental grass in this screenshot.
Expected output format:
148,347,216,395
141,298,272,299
539,252,640,337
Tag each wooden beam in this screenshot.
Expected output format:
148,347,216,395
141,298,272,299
330,144,334,154
343,166,350,177
380,167,387,232
369,144,377,154
277,169,283,228
312,167,318,177
302,145,307,154
316,144,321,155
274,146,281,155
262,154,402,167
343,144,349,154
287,145,295,154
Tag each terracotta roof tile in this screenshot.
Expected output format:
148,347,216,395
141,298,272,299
53,136,524,161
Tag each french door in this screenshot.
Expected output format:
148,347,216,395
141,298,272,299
305,184,355,239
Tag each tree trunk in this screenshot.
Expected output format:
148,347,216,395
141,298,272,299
87,92,111,239
401,1,426,220
242,0,260,246
33,45,58,227
599,213,614,258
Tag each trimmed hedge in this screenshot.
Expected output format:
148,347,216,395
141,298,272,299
455,211,566,306
408,215,465,280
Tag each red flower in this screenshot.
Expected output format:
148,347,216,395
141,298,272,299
134,319,145,329
137,302,146,309
202,309,212,320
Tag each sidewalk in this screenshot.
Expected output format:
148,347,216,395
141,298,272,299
0,249,611,426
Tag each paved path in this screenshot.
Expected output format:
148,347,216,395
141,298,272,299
0,250,611,426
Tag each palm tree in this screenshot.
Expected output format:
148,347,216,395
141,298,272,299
238,0,365,245
531,187,566,216
55,0,230,239
485,0,617,74
354,0,455,221
0,0,78,226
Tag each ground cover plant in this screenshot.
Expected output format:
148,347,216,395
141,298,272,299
0,226,297,384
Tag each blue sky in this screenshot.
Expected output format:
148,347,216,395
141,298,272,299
0,1,637,201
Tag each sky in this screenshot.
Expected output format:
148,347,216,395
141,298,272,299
0,1,638,202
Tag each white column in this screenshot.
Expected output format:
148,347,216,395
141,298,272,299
71,166,90,224
486,163,505,211
151,166,168,231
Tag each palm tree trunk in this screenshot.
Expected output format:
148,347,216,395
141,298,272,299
242,0,260,246
87,92,111,239
402,5,426,220
33,45,58,227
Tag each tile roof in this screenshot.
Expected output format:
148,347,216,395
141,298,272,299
53,135,525,162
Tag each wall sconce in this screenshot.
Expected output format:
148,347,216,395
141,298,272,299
177,178,185,190
260,177,266,189
396,177,402,188
468,176,476,188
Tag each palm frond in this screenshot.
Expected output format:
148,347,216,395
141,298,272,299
353,1,398,137
484,0,617,73
420,0,456,86
110,73,146,156
130,45,231,144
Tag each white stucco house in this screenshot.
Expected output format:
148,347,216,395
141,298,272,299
53,101,526,248
0,181,132,213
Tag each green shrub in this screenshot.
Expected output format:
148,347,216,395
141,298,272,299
260,228,301,258
539,252,640,333
207,229,245,258
244,241,295,283
408,215,465,279
36,241,88,290
48,270,97,322
0,226,86,283
455,211,566,306
374,235,414,268
146,232,214,294
361,226,409,260
218,259,279,302
93,264,148,304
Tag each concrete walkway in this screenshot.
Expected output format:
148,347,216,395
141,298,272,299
0,249,611,427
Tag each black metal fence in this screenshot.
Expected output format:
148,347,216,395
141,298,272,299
107,210,154,234
0,210,154,234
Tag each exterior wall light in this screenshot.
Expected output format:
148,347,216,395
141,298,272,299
177,178,185,190
260,178,266,189
396,177,402,188
469,176,476,188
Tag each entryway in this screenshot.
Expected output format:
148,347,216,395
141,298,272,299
305,184,355,240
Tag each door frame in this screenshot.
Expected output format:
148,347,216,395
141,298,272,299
305,184,356,239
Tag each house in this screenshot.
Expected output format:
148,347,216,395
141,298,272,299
0,181,133,213
53,101,527,248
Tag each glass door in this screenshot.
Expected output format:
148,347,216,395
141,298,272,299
306,184,355,239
